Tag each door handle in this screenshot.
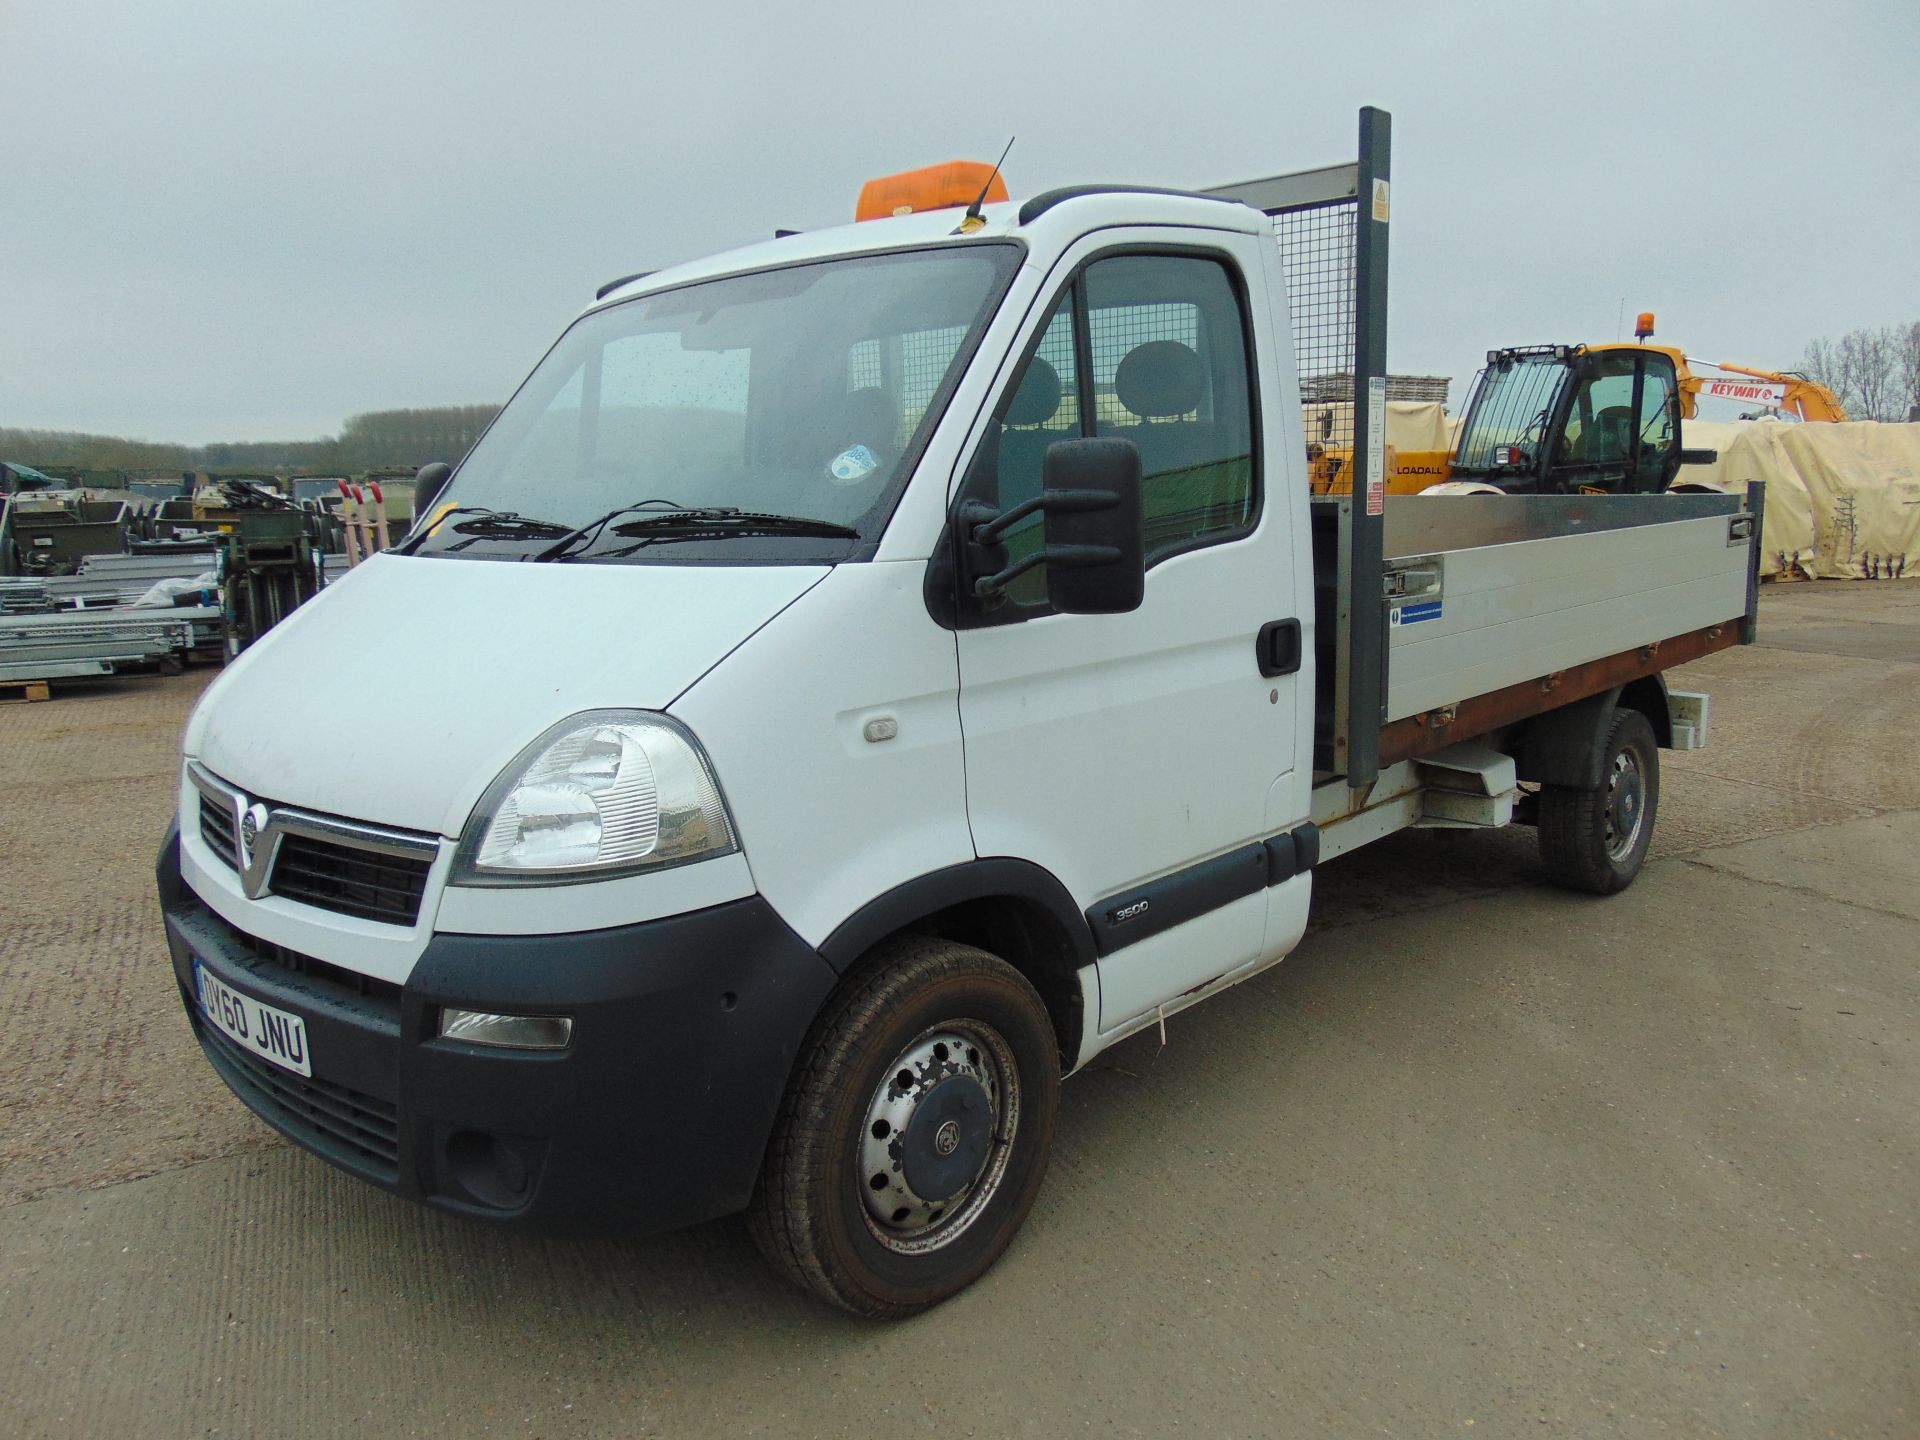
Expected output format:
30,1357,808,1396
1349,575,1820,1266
1256,619,1301,678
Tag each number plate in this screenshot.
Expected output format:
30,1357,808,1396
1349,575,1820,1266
194,961,312,1077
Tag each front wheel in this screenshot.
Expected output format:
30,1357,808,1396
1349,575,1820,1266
747,936,1059,1318
1538,707,1660,895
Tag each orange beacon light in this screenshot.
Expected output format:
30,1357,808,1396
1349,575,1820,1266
856,162,1010,222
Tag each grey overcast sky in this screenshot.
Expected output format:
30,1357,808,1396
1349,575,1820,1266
3,1,1915,442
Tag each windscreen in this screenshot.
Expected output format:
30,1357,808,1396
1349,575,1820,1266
421,242,1021,563
1452,352,1573,474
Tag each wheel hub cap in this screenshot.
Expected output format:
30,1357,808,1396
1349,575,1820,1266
1605,750,1645,860
858,1024,1016,1250
901,1075,992,1201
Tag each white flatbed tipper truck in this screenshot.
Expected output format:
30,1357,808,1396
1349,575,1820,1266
157,109,1763,1315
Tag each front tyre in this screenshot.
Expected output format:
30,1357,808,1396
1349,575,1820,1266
748,937,1059,1318
1538,707,1660,895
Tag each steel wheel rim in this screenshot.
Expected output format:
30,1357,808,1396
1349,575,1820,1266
1604,748,1646,861
857,1020,1020,1255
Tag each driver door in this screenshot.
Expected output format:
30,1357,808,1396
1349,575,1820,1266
1551,351,1682,494
951,234,1308,1036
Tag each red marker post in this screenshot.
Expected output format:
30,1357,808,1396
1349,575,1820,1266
369,483,391,553
338,480,362,567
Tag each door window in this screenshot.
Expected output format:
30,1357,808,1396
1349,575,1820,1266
978,295,1078,605
968,252,1256,611
1634,361,1679,488
1085,257,1256,560
1560,354,1638,465
1559,351,1681,489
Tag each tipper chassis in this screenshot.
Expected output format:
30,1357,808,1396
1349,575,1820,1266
157,108,1762,1317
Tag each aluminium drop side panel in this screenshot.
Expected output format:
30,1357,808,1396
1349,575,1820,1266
1382,512,1752,722
668,561,976,953
1379,490,1746,557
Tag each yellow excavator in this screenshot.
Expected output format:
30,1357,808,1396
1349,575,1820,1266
1312,313,1846,497
1662,351,1847,423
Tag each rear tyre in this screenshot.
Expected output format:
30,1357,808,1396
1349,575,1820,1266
747,936,1059,1318
1538,707,1660,895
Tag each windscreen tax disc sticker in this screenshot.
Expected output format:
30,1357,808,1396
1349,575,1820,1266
829,444,879,485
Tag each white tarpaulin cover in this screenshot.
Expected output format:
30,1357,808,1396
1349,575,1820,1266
1677,421,1920,579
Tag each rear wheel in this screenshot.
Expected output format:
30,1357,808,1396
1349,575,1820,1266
1538,707,1660,894
747,936,1059,1318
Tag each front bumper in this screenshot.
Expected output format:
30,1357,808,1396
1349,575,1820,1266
157,824,838,1236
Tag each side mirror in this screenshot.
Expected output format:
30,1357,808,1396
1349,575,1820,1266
961,437,1145,615
1041,438,1144,614
412,461,452,520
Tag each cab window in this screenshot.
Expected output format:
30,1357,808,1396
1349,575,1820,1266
1559,351,1680,489
1560,354,1638,465
985,295,1078,604
1634,362,1679,488
1086,256,1256,559
969,252,1257,609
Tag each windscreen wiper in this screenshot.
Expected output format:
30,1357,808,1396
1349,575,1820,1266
530,498,698,562
591,510,860,558
533,500,857,562
441,513,572,551
393,506,563,555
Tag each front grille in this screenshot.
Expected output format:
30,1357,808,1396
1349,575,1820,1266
190,765,437,927
198,1020,399,1180
200,799,238,870
269,833,432,926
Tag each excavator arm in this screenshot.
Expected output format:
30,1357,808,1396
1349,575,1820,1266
1675,356,1849,422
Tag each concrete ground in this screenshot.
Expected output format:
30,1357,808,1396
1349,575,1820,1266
0,581,1914,1439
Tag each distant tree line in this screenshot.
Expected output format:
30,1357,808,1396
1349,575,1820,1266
1800,323,1920,422
0,404,500,477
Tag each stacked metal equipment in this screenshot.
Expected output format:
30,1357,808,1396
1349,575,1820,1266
0,608,208,684
1,468,406,686
0,550,222,681
75,552,224,656
152,482,324,657
0,488,223,685
3,498,134,577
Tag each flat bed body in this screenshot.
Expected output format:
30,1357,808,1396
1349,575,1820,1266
1312,489,1756,780
1308,488,1758,851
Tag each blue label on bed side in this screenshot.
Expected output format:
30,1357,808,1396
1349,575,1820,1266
1390,600,1443,626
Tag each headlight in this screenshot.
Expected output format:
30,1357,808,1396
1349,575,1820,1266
453,710,736,884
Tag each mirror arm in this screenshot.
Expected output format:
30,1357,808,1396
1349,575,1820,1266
972,543,1121,598
966,488,1118,547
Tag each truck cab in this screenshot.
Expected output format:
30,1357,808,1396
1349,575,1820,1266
1448,343,1688,495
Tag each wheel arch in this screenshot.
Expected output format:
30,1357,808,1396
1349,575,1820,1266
817,859,1096,1071
1616,673,1674,749
1515,677,1673,789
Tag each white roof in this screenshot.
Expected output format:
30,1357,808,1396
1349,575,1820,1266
588,189,1268,312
